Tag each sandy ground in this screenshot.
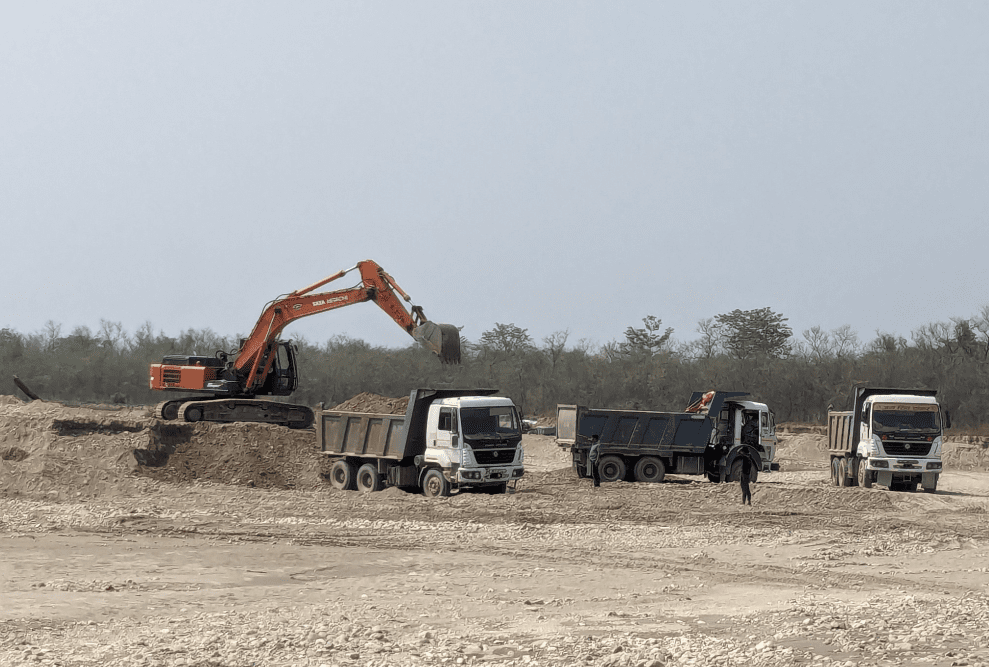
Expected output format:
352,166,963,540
3,397,989,666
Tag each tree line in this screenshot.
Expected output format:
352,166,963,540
2,306,989,429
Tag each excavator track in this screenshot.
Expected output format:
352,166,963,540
161,398,314,429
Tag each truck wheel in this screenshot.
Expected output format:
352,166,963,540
422,469,450,498
838,459,852,487
856,457,872,488
573,455,588,478
597,455,626,483
356,463,383,493
329,460,356,491
830,459,838,486
634,457,665,483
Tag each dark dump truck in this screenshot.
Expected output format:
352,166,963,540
556,391,778,484
316,388,525,498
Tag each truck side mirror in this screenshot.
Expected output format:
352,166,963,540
944,410,951,429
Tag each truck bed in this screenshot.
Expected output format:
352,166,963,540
557,405,717,455
317,410,408,460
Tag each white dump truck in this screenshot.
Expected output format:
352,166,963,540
316,388,524,497
828,386,947,492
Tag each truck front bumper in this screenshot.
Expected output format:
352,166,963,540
458,466,524,484
866,457,941,488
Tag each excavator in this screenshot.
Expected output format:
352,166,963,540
149,260,461,429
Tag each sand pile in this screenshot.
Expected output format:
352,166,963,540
0,398,154,499
0,393,415,499
134,420,322,490
331,392,409,415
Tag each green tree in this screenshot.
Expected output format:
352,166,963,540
714,307,793,359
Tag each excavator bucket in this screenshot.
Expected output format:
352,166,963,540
413,321,462,364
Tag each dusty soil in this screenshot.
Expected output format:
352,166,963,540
4,396,989,667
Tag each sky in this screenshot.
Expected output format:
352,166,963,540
2,2,988,354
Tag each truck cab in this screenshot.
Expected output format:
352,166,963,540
424,395,524,493
857,393,944,491
720,400,779,473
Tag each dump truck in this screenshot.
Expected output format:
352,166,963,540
316,388,524,497
556,391,779,484
828,386,947,492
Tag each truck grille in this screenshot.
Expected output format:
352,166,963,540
882,441,933,457
473,448,516,465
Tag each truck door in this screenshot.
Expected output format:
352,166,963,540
436,407,458,449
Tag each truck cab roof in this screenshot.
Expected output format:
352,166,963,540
733,400,770,412
434,395,515,409
866,394,939,405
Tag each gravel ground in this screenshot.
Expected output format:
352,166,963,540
4,400,989,666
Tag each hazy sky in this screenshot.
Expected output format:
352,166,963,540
2,2,988,353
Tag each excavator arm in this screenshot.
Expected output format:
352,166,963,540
235,260,461,393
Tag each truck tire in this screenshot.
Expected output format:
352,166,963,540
329,460,356,491
830,459,839,486
597,455,626,484
856,457,872,488
356,463,383,493
634,457,666,483
838,458,852,487
707,471,723,484
422,469,450,498
573,454,588,478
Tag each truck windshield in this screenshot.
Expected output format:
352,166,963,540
460,407,521,439
872,406,941,433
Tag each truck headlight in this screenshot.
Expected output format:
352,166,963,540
872,460,889,469
927,462,942,470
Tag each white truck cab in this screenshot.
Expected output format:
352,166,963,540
857,393,943,492
722,400,779,473
425,395,524,492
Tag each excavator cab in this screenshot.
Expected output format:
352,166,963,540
260,341,300,396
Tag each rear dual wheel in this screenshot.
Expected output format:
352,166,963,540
356,463,383,493
329,460,356,491
633,456,665,483
597,455,626,484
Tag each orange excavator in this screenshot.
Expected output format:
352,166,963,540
149,260,461,428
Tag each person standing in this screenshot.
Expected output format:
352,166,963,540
740,456,752,505
587,435,601,487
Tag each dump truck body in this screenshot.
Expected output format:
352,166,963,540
557,391,778,484
828,386,945,492
317,388,524,497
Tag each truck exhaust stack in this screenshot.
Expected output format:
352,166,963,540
413,321,462,364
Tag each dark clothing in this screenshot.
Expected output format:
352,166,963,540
742,419,759,445
740,457,752,505
588,442,601,487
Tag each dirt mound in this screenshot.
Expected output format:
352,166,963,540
331,392,409,415
0,398,155,499
0,395,328,497
134,421,322,489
